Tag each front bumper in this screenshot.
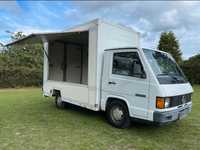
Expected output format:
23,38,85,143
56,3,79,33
153,102,192,124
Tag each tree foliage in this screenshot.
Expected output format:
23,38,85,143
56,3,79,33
158,31,182,64
11,31,26,41
0,32,43,88
181,54,200,84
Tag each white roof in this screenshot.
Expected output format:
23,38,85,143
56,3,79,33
66,19,138,33
5,18,139,46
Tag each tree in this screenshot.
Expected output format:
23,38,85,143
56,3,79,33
181,54,200,84
0,32,43,88
11,31,26,41
0,42,5,51
158,31,182,64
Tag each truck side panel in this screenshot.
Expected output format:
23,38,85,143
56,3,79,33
87,26,99,110
43,81,89,105
96,21,140,109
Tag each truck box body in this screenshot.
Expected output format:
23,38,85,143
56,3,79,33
42,19,140,111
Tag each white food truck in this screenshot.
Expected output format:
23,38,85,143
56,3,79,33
7,19,193,128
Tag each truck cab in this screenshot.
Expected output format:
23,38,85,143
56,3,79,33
101,47,193,128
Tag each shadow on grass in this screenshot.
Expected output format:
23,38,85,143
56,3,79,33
45,99,177,131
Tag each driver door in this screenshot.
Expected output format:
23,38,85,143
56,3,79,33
103,49,149,119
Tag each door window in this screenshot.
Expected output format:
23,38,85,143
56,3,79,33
112,52,145,78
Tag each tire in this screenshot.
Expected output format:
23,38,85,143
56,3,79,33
106,100,131,128
55,96,65,109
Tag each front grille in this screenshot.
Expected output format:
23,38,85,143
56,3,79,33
170,93,192,107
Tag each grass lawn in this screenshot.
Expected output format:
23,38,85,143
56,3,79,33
0,86,200,150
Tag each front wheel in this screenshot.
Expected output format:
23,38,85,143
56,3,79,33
55,96,65,109
106,101,131,128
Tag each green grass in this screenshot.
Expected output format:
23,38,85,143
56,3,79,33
0,86,200,150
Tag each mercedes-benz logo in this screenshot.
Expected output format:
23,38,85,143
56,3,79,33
182,95,186,104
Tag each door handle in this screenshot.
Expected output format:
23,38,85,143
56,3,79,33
108,81,116,85
135,93,146,98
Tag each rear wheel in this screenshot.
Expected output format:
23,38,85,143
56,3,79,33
55,96,65,109
106,101,131,128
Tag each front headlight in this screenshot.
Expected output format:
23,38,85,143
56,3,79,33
164,97,170,108
156,97,171,109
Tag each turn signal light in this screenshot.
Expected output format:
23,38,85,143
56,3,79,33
156,97,165,109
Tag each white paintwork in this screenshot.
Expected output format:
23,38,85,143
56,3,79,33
43,81,89,105
7,19,193,122
96,20,140,109
101,49,149,119
42,19,140,111
160,83,193,96
43,40,48,83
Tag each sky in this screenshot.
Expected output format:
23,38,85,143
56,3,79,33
0,1,200,59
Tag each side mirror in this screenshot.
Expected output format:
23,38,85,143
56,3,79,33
140,72,146,79
133,62,146,79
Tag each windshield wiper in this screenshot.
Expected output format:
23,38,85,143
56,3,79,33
171,75,180,82
157,73,170,76
171,75,186,83
157,73,184,83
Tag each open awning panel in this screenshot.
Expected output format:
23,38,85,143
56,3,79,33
5,30,89,47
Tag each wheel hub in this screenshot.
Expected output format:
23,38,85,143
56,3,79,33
112,107,124,121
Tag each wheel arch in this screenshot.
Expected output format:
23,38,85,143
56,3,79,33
51,89,61,97
105,96,131,115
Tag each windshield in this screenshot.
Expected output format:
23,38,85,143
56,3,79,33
143,48,187,84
